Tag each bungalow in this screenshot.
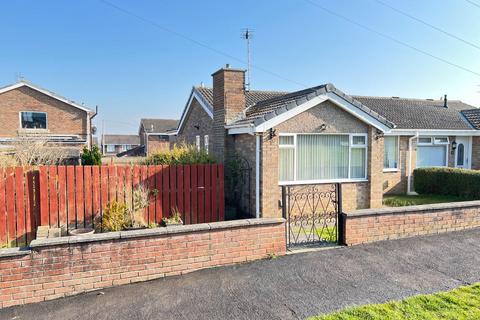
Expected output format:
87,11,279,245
176,65,480,218
101,134,140,156
138,118,178,155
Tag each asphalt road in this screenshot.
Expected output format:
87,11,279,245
2,228,480,320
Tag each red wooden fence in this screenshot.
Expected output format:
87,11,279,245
0,164,225,247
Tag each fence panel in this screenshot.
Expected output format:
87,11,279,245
0,164,225,247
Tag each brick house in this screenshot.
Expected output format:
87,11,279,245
176,65,480,218
138,118,178,156
0,81,96,159
101,134,140,156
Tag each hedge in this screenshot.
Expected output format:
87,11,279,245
414,167,480,199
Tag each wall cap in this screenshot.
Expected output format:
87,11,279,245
28,218,286,248
0,247,31,258
344,200,480,217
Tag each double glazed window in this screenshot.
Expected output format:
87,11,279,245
416,136,449,168
279,134,367,184
20,112,47,129
384,136,399,170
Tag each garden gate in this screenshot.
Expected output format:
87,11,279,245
281,183,343,248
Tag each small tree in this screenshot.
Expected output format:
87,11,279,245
81,145,102,165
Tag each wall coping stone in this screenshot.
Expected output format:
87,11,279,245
29,218,285,248
344,200,480,217
0,247,31,259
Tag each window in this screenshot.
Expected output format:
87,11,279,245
416,136,448,168
204,135,209,154
20,112,47,129
457,143,465,166
195,135,201,152
279,134,367,183
106,145,115,153
384,136,399,170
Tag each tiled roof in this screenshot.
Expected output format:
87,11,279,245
461,109,480,129
140,119,179,133
352,96,475,130
194,84,478,131
194,86,288,108
103,134,140,145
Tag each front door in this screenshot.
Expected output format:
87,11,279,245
455,137,471,169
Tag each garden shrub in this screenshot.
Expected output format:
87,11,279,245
414,167,480,199
81,145,102,165
142,144,215,165
101,201,127,231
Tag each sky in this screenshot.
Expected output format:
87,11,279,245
1,0,480,135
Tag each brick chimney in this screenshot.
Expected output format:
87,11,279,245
211,64,246,161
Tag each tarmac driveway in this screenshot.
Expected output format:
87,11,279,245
2,228,480,320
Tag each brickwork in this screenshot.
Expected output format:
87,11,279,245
471,137,480,170
382,136,409,194
0,219,286,309
259,100,375,217
367,127,384,209
176,97,213,152
0,86,88,139
343,201,480,245
146,135,170,155
212,67,246,162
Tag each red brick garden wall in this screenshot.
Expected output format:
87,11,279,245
343,201,480,245
0,218,286,309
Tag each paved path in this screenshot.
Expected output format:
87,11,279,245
2,229,480,320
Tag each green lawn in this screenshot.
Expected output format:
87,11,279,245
383,194,469,207
308,283,480,320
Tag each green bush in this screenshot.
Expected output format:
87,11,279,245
142,144,215,165
81,145,102,165
414,167,480,199
101,201,128,232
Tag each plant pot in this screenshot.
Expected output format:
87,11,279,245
68,228,95,236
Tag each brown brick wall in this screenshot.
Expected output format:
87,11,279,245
146,136,170,155
176,97,213,152
212,68,246,162
0,219,286,308
258,100,376,218
343,201,480,245
471,137,480,170
382,136,409,194
0,87,88,138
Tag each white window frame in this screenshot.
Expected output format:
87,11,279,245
195,135,201,152
278,133,368,185
383,136,400,172
204,135,209,154
416,136,449,168
19,111,48,130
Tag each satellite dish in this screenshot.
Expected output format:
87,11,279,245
91,126,97,134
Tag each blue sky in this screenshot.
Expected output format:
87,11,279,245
2,0,480,134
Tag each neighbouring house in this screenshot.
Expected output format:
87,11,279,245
0,81,97,160
138,118,178,156
176,64,480,218
101,134,140,156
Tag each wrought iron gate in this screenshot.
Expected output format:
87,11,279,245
281,183,343,248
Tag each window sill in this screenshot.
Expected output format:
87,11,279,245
383,168,399,173
279,179,368,186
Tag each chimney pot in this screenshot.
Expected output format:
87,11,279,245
225,63,230,68
444,94,447,108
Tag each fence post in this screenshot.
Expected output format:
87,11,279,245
336,183,344,245
281,186,288,249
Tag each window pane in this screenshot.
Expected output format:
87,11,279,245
418,137,432,144
279,148,295,181
351,148,366,178
384,136,398,169
21,112,46,129
417,146,447,167
296,135,349,180
434,137,448,144
352,135,366,145
279,136,294,145
457,143,464,166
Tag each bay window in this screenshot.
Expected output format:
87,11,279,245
416,136,448,168
279,133,368,184
384,136,399,170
